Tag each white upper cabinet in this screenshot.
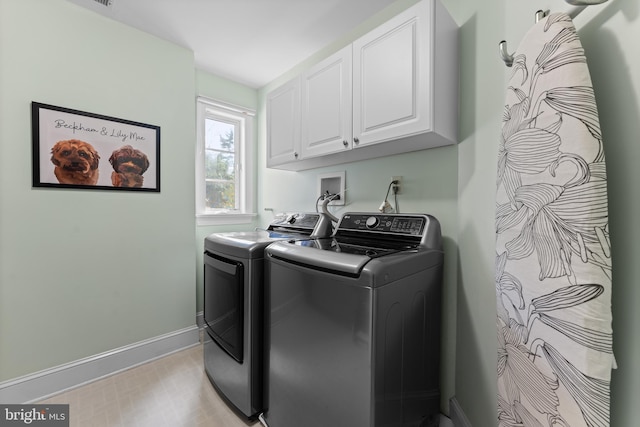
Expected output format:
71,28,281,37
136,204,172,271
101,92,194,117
266,0,458,171
266,77,300,167
353,0,430,147
300,45,353,159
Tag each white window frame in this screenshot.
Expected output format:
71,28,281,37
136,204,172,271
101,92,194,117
196,97,256,226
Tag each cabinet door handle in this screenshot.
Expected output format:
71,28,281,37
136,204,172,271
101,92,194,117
294,152,299,158
354,137,360,144
343,140,348,147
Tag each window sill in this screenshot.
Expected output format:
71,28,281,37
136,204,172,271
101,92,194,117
196,212,257,226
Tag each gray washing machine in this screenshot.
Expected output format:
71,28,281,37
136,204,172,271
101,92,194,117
262,213,443,427
203,212,333,419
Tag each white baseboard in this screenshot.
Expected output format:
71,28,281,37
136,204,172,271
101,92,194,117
196,310,204,328
450,397,473,427
0,325,200,404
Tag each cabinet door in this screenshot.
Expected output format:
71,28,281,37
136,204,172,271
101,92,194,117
300,46,353,159
352,0,431,147
266,77,301,167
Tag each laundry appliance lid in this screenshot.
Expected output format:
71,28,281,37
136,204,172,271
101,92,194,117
266,239,372,276
205,230,308,259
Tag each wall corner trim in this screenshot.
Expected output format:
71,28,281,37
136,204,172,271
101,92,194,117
450,396,473,427
0,325,200,404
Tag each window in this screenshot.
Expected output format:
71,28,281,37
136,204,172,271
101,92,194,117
196,97,255,225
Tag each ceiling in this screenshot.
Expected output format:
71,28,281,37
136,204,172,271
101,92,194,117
67,0,398,88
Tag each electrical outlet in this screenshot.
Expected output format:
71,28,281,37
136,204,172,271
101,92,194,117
392,176,402,194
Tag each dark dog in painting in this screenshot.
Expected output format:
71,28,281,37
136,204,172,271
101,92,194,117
109,145,150,188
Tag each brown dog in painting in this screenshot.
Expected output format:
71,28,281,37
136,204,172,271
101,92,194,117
109,145,150,188
50,139,100,185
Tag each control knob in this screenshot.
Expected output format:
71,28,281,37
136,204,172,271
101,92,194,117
365,216,379,229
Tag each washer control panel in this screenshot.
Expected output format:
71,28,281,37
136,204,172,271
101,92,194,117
339,213,427,237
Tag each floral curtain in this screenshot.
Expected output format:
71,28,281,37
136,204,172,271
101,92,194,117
496,13,615,427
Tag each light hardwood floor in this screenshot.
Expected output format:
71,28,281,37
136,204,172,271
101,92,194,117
37,344,454,427
37,345,255,427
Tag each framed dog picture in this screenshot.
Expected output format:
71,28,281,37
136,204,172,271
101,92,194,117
31,102,160,192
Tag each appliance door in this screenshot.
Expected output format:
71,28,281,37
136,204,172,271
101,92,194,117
265,253,373,427
204,251,244,362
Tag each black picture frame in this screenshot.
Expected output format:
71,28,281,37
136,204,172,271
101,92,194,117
31,102,160,192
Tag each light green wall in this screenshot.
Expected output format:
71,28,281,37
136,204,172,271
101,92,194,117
455,0,640,426
454,1,505,425
0,0,197,381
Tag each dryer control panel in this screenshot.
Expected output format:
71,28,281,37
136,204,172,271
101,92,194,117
268,212,334,238
270,212,321,229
